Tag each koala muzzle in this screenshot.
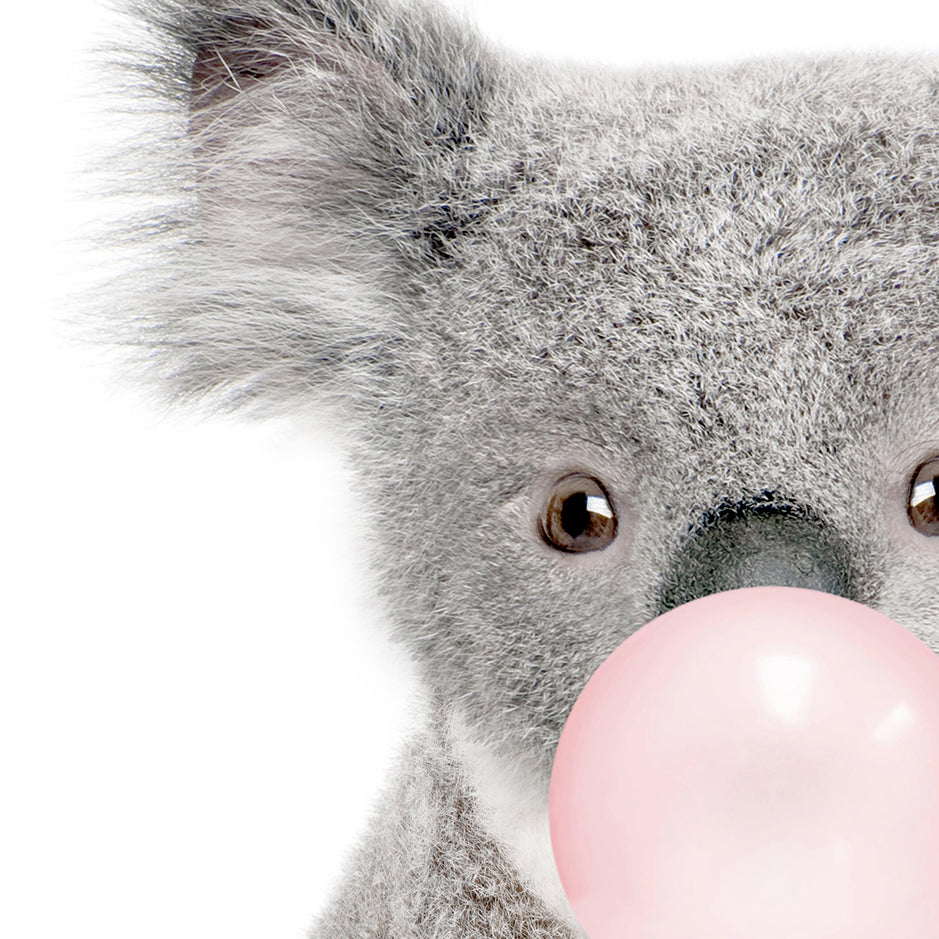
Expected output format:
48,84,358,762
659,501,857,614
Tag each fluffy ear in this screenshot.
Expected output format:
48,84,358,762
123,0,497,408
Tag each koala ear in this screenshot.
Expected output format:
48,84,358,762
126,0,496,409
186,2,484,146
189,15,295,116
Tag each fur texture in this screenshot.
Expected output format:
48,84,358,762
117,1,939,934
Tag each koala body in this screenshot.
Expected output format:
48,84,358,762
123,1,939,935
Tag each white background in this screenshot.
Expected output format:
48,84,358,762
5,1,939,937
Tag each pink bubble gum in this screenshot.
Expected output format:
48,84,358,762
549,587,939,939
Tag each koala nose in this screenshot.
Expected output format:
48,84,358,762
658,501,858,614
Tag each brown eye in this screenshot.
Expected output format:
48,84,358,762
909,459,939,535
540,474,617,553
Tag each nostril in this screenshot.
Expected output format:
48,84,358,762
658,500,858,615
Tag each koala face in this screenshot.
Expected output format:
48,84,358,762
356,59,939,776
125,0,939,783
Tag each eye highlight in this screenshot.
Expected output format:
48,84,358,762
540,474,617,553
908,459,939,535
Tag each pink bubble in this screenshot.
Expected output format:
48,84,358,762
549,587,939,939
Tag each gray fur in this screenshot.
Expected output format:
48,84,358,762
115,1,939,934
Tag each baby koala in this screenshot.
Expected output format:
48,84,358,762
123,1,939,935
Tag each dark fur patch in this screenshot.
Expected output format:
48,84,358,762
190,16,294,112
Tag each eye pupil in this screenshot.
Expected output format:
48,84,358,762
561,492,589,538
540,474,618,553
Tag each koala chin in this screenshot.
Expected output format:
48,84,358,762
116,0,939,935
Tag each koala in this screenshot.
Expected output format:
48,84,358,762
120,0,939,935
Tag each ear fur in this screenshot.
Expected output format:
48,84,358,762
186,2,487,147
118,0,497,409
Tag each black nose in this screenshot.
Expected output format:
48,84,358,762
658,498,858,615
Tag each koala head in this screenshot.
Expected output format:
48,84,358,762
126,0,939,781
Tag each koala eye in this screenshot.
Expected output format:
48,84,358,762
908,459,939,535
540,474,617,553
